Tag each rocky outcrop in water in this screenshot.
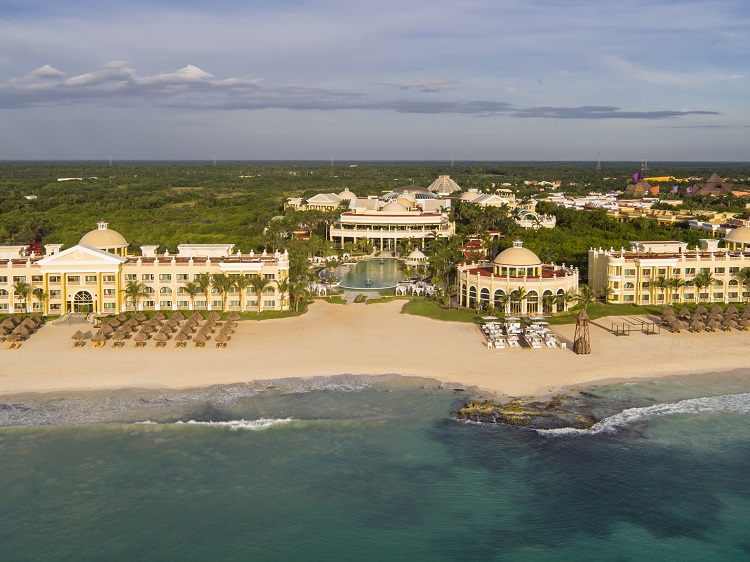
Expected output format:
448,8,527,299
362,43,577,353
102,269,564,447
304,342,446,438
453,396,598,430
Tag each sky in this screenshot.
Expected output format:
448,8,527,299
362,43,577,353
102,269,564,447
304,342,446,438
0,0,748,161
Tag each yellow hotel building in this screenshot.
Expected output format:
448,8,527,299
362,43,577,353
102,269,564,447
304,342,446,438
0,220,289,315
588,227,750,305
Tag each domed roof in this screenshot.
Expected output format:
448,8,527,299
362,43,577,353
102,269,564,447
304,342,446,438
79,220,128,249
338,188,356,200
493,240,541,267
398,192,416,203
407,249,427,261
725,226,750,244
381,201,409,213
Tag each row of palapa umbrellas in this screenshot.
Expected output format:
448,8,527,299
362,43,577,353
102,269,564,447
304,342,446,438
0,315,44,344
71,311,241,347
661,304,750,333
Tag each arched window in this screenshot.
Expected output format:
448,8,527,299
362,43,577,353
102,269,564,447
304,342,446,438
542,290,554,313
494,289,506,310
468,286,477,309
556,289,566,312
624,282,635,289
160,287,172,294
526,291,539,314
0,289,8,297
480,288,490,310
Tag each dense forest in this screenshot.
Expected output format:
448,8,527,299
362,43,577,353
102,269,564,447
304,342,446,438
1,161,749,279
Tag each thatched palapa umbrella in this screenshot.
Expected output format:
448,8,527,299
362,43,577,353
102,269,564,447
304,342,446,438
175,332,189,342
739,318,750,330
710,304,723,315
171,311,185,322
134,312,148,322
669,319,685,333
688,319,704,332
706,318,721,331
91,331,107,343
133,331,150,342
153,311,166,321
6,333,24,342
721,319,738,331
227,311,240,321
107,318,121,328
189,312,204,322
193,332,208,343
215,332,230,343
153,332,169,342
207,311,221,321
99,324,114,335
694,305,707,316
116,313,128,322
71,330,88,342
112,330,127,341
726,304,738,315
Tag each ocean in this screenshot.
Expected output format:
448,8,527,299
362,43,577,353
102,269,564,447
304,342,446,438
1,373,749,561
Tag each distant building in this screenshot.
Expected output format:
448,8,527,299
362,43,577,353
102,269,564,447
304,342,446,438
0,220,289,315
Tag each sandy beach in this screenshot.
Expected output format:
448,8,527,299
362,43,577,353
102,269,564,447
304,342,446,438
1,300,748,398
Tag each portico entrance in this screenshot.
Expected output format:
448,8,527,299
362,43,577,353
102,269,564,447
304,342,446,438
72,290,94,313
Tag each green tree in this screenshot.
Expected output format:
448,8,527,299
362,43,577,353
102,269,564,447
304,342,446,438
277,277,290,311
251,275,271,313
195,272,212,309
575,284,597,313
181,280,201,310
233,275,251,312
667,277,685,304
122,280,148,310
211,273,234,312
734,267,750,303
32,287,48,316
12,280,32,316
693,271,716,303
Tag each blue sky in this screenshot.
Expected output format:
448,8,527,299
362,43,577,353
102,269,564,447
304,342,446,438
0,0,748,161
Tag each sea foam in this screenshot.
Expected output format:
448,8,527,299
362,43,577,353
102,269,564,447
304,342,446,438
537,393,750,437
137,418,294,431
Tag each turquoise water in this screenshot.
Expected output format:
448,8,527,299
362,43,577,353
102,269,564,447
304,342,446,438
338,259,405,290
2,374,750,561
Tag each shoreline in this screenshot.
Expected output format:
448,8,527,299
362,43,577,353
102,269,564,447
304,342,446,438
2,300,750,401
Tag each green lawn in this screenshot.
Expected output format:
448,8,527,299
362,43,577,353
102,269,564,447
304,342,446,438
401,299,484,323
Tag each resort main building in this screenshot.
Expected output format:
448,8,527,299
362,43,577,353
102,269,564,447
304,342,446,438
0,221,289,315
458,239,579,314
588,227,750,305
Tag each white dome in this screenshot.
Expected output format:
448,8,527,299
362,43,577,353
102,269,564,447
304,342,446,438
407,249,427,260
725,226,750,244
381,201,408,213
79,220,128,250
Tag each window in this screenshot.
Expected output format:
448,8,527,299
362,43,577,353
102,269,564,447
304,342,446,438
641,295,650,302
263,274,275,280
658,268,666,275
0,303,8,310
142,274,154,281
247,300,257,307
67,275,80,284
13,276,26,282
49,275,61,283
673,268,681,275
50,303,61,311
624,282,635,289
103,275,116,282
195,300,206,308
641,269,651,276
160,300,172,308
159,274,172,282
104,288,115,296
144,286,155,294
125,274,137,281
177,274,190,281
211,300,223,308
144,300,155,307
0,276,7,283
730,267,740,274
641,282,650,289
263,300,275,308
685,268,695,275
0,289,7,297
50,290,61,298
263,287,275,294
714,267,725,274
684,293,694,300
699,268,710,274
177,300,189,308
229,300,240,307
159,287,172,294
104,302,116,310
85,275,97,282
32,275,43,282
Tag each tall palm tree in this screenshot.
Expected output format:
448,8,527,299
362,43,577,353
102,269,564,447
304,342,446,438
653,275,669,304
195,272,212,309
509,286,528,315
734,267,750,303
122,280,148,311
287,279,308,313
181,280,201,310
32,287,48,316
12,280,32,316
556,290,577,314
251,275,271,314
576,284,597,313
211,273,234,312
277,278,290,311
693,271,716,303
667,277,685,305
233,275,251,312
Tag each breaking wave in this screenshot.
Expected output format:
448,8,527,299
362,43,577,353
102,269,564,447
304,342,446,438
537,393,750,437
137,418,294,431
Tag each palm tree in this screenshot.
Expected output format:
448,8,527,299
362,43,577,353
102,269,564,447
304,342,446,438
277,278,290,311
181,280,201,310
195,272,212,309
287,279,308,313
509,286,528,315
542,293,556,314
11,280,32,316
667,277,685,305
494,292,509,315
211,273,234,312
693,271,716,303
32,287,48,316
122,280,148,311
575,284,597,313
653,275,669,304
734,267,750,303
233,275,251,312
556,290,577,314
251,275,271,314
